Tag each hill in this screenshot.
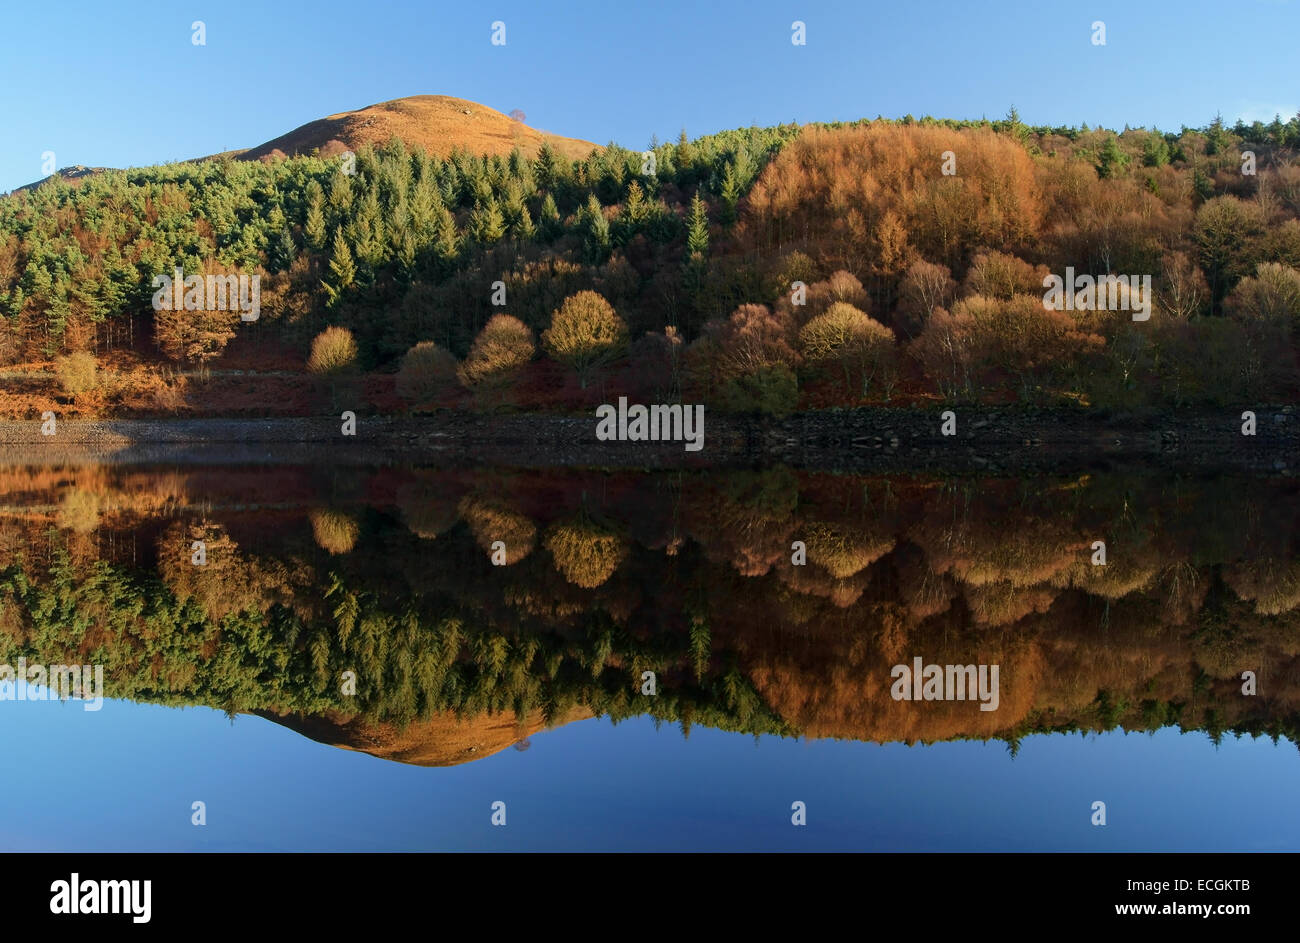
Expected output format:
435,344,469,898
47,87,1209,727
235,95,598,163
12,95,597,192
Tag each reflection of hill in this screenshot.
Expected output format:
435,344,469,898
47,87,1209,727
258,706,593,767
3,464,1300,763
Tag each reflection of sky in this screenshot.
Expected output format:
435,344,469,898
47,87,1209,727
1,698,1297,851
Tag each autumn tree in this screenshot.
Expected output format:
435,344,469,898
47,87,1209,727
1158,251,1209,320
896,259,956,339
154,304,238,373
1226,263,1300,327
458,314,535,388
961,251,1049,300
542,290,628,388
689,303,800,415
310,508,360,554
799,302,897,399
910,307,975,399
544,519,629,588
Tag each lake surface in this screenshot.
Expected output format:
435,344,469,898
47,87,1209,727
1,463,1298,850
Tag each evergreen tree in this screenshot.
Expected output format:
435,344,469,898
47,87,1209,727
323,227,356,306
686,192,709,262
1096,136,1131,179
271,226,296,270
538,192,562,241
470,198,506,245
719,161,742,225
512,205,536,242
676,129,693,179
304,194,327,250
432,205,459,265
534,143,557,192
583,194,611,263
329,173,354,214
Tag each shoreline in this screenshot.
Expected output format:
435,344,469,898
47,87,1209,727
0,406,1296,473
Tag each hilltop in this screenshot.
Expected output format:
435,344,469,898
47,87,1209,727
234,95,598,163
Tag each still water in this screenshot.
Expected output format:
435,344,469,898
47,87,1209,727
1,463,1297,850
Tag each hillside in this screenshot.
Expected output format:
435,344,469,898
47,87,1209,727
236,95,598,163
3,110,1300,420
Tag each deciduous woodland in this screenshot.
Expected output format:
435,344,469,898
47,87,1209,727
2,108,1300,418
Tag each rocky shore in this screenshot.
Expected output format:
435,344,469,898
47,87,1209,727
0,405,1295,473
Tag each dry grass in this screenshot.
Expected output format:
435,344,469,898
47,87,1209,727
239,95,597,164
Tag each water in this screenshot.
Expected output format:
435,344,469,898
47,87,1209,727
1,463,1297,850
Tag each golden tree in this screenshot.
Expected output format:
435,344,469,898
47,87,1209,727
542,290,628,389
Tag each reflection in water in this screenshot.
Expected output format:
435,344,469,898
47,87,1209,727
1,463,1298,766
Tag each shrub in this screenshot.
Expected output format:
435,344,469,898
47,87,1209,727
307,326,358,375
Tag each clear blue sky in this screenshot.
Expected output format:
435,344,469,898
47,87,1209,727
2,0,1297,193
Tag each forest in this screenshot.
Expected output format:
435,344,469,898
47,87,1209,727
1,464,1299,757
2,110,1300,417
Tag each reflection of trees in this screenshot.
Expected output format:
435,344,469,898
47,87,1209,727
310,509,359,554
1223,559,1300,616
5,468,1300,754
686,469,798,577
157,520,295,622
544,518,629,589
459,494,535,564
804,523,894,578
396,481,460,540
56,487,101,535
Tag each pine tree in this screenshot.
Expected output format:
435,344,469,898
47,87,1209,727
271,227,296,270
329,173,354,214
534,143,557,192
676,129,693,176
396,229,418,279
1096,135,1131,179
432,205,459,264
323,227,356,306
512,205,536,242
719,161,741,224
409,176,442,245
583,194,610,263
623,180,648,225
686,192,709,262
304,195,327,250
470,198,506,244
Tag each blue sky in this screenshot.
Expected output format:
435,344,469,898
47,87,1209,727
2,0,1297,193
3,696,1297,851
